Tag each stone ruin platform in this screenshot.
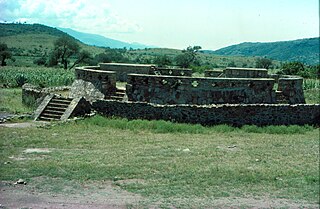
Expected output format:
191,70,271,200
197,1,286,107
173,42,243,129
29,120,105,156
23,63,319,126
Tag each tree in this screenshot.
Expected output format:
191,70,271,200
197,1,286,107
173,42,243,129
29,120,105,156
68,50,92,70
47,50,59,67
280,61,305,75
175,46,202,68
51,36,80,69
0,43,13,66
227,61,236,67
33,56,47,65
154,55,172,67
89,48,130,65
255,57,273,69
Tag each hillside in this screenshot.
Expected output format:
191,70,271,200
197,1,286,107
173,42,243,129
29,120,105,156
58,27,150,49
0,23,104,57
0,23,280,69
0,23,67,37
207,38,320,65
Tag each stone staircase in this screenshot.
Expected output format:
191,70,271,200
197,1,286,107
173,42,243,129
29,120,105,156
34,94,91,121
37,97,73,121
109,88,126,101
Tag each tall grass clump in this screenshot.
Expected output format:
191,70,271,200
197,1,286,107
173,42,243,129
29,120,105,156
0,66,75,87
209,124,238,133
241,125,315,134
81,115,206,134
80,115,315,135
303,79,320,104
303,79,320,90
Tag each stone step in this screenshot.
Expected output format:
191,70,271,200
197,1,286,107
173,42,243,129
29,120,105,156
42,109,64,115
115,92,126,96
38,116,59,121
44,108,65,114
47,102,69,108
51,98,72,104
110,95,124,101
116,88,126,93
41,113,62,119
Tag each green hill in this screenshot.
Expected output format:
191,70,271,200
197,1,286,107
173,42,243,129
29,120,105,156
207,38,320,65
0,23,104,57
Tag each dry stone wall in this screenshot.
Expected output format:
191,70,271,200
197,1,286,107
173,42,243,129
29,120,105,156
73,68,117,98
126,74,276,105
154,67,192,77
100,63,152,82
99,63,192,81
92,100,320,126
277,77,305,104
205,68,268,78
204,70,224,77
224,67,269,78
22,83,70,107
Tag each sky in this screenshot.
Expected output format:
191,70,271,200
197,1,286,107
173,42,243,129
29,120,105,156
0,0,319,50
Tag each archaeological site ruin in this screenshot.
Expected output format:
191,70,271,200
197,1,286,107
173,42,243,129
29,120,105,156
22,63,319,126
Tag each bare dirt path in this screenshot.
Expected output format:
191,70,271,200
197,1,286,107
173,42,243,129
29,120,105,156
1,178,318,209
0,180,143,209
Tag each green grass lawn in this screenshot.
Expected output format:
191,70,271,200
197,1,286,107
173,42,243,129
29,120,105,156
0,88,33,113
0,116,319,207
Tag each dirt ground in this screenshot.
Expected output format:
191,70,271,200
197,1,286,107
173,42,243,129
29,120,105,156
1,178,319,209
0,179,143,209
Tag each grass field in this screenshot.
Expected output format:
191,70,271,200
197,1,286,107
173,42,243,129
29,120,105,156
0,88,33,113
0,116,319,207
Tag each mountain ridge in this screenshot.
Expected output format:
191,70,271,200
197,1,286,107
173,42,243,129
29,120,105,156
57,27,152,49
204,37,320,65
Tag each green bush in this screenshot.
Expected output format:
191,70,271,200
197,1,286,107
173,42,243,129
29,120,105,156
15,74,28,87
33,56,47,65
279,62,319,78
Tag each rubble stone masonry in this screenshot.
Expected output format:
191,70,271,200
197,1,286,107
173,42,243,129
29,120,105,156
92,100,320,126
99,63,192,81
126,74,276,105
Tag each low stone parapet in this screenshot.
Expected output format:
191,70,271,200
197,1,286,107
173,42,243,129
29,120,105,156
74,68,117,97
225,67,269,78
92,100,320,126
153,67,192,77
99,63,153,82
22,83,70,107
204,69,224,77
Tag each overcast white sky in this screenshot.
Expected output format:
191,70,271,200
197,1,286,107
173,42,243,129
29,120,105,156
0,0,319,50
